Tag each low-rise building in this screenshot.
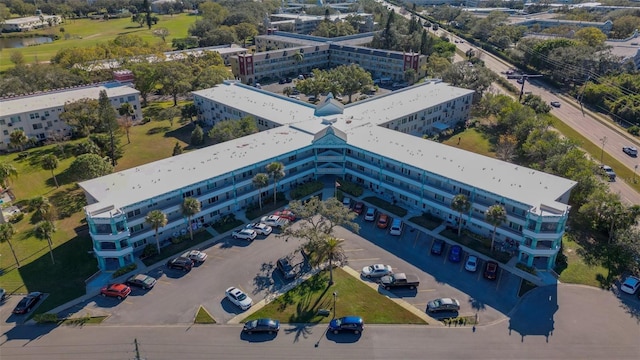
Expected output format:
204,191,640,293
2,15,62,32
80,80,575,273
0,83,142,150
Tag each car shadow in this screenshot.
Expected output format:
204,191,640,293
127,288,152,297
220,298,245,315
377,286,418,298
162,268,191,279
92,295,128,309
240,331,279,342
219,238,253,249
426,310,459,320
325,330,362,343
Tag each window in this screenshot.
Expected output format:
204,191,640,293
44,111,50,116
32,123,43,130
94,224,112,235
100,242,116,250
0,120,5,125
126,209,141,218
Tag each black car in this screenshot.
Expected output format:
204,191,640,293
431,239,444,255
243,318,280,334
277,257,296,279
328,316,364,334
12,292,43,314
126,274,157,289
278,78,287,84
166,257,193,271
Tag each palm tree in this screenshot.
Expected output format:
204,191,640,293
145,210,167,254
181,197,201,241
485,204,507,251
29,196,54,222
0,223,20,268
34,220,56,265
0,162,18,189
9,129,28,151
118,103,135,144
322,237,345,286
41,154,60,188
451,194,471,236
293,51,304,64
252,173,269,211
266,162,285,205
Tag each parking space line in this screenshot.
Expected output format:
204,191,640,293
418,289,436,292
496,269,504,291
349,258,380,262
344,248,364,252
477,267,483,281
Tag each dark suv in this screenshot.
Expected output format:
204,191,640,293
277,257,296,279
166,257,193,271
431,239,444,255
328,316,364,334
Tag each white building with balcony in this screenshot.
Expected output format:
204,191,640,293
0,83,142,151
80,80,576,272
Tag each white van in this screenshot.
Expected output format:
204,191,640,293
389,219,403,236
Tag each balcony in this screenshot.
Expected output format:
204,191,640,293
317,167,343,174
91,229,131,241
518,244,558,257
316,155,345,162
93,246,133,258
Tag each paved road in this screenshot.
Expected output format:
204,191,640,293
1,284,638,359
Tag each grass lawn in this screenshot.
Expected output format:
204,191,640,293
441,128,495,158
244,268,426,325
0,13,196,71
0,116,203,312
194,306,216,324
556,236,608,288
60,315,108,326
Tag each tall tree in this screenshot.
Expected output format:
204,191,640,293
98,90,119,166
118,103,135,144
143,0,153,29
130,63,157,107
282,197,359,242
266,162,285,205
0,223,19,268
315,236,345,286
68,154,114,181
451,194,471,236
252,173,269,211
0,162,18,189
9,129,28,151
34,220,56,265
485,204,507,251
145,210,167,254
181,197,201,241
172,142,184,156
59,99,100,137
330,64,373,103
41,154,60,188
158,61,193,106
29,196,54,222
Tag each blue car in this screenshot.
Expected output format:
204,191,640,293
449,245,462,263
328,316,364,334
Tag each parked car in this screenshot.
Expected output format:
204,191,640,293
353,202,365,215
427,297,460,313
260,215,289,228
620,276,640,294
431,239,444,256
273,210,296,221
126,274,157,289
465,255,478,272
232,229,257,241
0,288,6,302
166,256,193,271
245,223,273,236
277,257,296,279
342,197,351,207
361,264,393,279
449,245,462,263
364,207,376,221
12,292,43,314
550,101,561,108
328,316,364,334
380,273,420,290
100,284,131,300
377,213,389,228
389,219,403,236
516,78,525,84
182,249,208,262
599,165,616,181
243,318,280,334
483,261,499,280
623,146,638,157
226,287,253,310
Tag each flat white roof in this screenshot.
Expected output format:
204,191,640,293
4,15,59,24
81,127,314,212
347,124,576,211
0,84,139,117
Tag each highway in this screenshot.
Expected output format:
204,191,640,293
383,2,640,204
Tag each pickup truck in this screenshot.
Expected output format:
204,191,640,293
380,273,420,290
260,215,289,228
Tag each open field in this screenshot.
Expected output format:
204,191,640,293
441,127,495,157
0,13,196,71
244,268,427,324
556,236,608,288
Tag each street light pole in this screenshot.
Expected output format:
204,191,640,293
599,136,607,163
332,292,337,319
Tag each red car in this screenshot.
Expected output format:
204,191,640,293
353,202,365,215
483,261,499,280
100,283,131,300
274,210,296,221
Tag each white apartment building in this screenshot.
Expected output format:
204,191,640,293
0,83,142,151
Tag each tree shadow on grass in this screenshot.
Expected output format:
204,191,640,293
49,184,87,219
147,126,171,135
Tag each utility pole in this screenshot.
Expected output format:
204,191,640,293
518,74,543,102
634,164,638,184
134,338,144,360
599,136,607,163
578,75,591,116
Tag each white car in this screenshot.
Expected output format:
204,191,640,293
342,197,351,207
465,256,478,272
364,207,376,221
260,215,288,228
245,223,273,235
182,250,208,262
232,229,257,241
225,287,253,310
620,276,640,294
361,264,393,279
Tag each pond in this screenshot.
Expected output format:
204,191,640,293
0,36,53,49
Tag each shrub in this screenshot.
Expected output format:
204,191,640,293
290,180,324,200
34,313,59,324
9,213,24,223
336,179,364,197
628,125,640,136
142,244,158,258
516,262,537,275
112,263,137,278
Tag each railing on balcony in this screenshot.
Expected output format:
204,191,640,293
316,155,345,162
316,168,343,174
